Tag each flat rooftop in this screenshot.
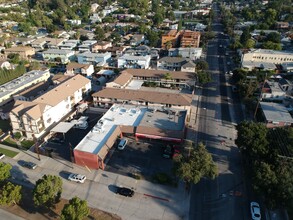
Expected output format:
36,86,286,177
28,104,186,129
74,104,147,154
139,108,186,131
260,102,293,123
74,104,187,154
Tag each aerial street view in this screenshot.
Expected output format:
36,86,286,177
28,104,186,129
0,0,292,219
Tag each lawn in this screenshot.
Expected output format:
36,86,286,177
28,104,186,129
0,147,18,157
21,140,35,149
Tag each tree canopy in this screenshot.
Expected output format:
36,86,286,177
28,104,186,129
61,197,90,220
174,142,218,184
0,162,12,182
0,182,22,206
33,175,62,208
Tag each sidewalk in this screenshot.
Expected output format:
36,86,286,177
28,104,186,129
3,144,191,220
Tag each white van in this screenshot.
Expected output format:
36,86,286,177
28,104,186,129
118,138,127,150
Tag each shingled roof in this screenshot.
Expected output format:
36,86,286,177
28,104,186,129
92,88,192,106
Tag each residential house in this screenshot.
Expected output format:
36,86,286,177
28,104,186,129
130,34,145,46
77,52,111,66
9,74,91,139
31,37,65,50
78,40,97,52
276,22,289,30
5,46,35,60
157,57,190,71
67,19,81,25
168,47,202,60
106,71,133,88
42,49,75,64
260,102,293,128
121,69,196,88
0,70,50,106
261,80,286,101
181,60,196,73
65,62,94,77
118,54,151,69
13,37,35,46
90,13,102,23
60,40,80,50
92,41,112,52
98,46,126,57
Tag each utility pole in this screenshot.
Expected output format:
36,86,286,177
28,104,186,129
254,73,267,119
33,135,41,161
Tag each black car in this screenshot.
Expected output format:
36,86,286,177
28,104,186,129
116,187,134,197
19,160,37,170
49,137,65,144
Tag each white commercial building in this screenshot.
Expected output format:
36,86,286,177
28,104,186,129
241,49,293,70
77,52,111,66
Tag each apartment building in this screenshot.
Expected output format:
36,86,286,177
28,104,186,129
0,70,50,106
5,46,35,60
161,30,181,49
168,47,202,60
77,52,111,66
157,57,190,71
161,30,201,49
117,54,151,69
121,69,196,88
180,30,201,48
92,87,192,111
9,74,91,139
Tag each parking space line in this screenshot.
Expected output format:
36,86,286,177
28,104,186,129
143,194,170,202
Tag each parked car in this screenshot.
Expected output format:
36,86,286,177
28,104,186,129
118,138,127,150
0,153,5,159
116,187,134,197
162,145,173,158
49,137,65,144
19,160,37,170
68,173,86,183
250,202,261,220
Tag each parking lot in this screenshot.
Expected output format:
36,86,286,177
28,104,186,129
105,138,175,179
41,111,102,161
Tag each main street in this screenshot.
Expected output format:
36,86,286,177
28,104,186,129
189,3,248,220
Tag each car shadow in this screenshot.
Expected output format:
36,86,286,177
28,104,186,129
59,170,71,180
108,184,118,193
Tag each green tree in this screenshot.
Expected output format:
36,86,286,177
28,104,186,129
0,162,11,182
146,29,159,47
94,26,105,41
196,60,209,71
197,71,212,84
0,182,22,205
61,197,90,220
7,53,20,64
240,27,251,47
235,121,269,160
244,39,255,49
262,41,282,50
174,142,218,184
33,175,62,208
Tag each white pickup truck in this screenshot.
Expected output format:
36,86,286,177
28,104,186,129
71,116,89,129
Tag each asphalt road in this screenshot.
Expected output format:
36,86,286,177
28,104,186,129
189,3,248,220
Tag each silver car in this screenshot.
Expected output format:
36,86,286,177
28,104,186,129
68,173,86,183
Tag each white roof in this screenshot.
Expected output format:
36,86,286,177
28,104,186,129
125,80,144,90
51,122,75,133
74,104,147,154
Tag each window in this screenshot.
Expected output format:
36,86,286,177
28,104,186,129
47,118,52,123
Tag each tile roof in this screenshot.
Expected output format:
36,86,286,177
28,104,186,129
112,71,132,86
92,88,192,106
